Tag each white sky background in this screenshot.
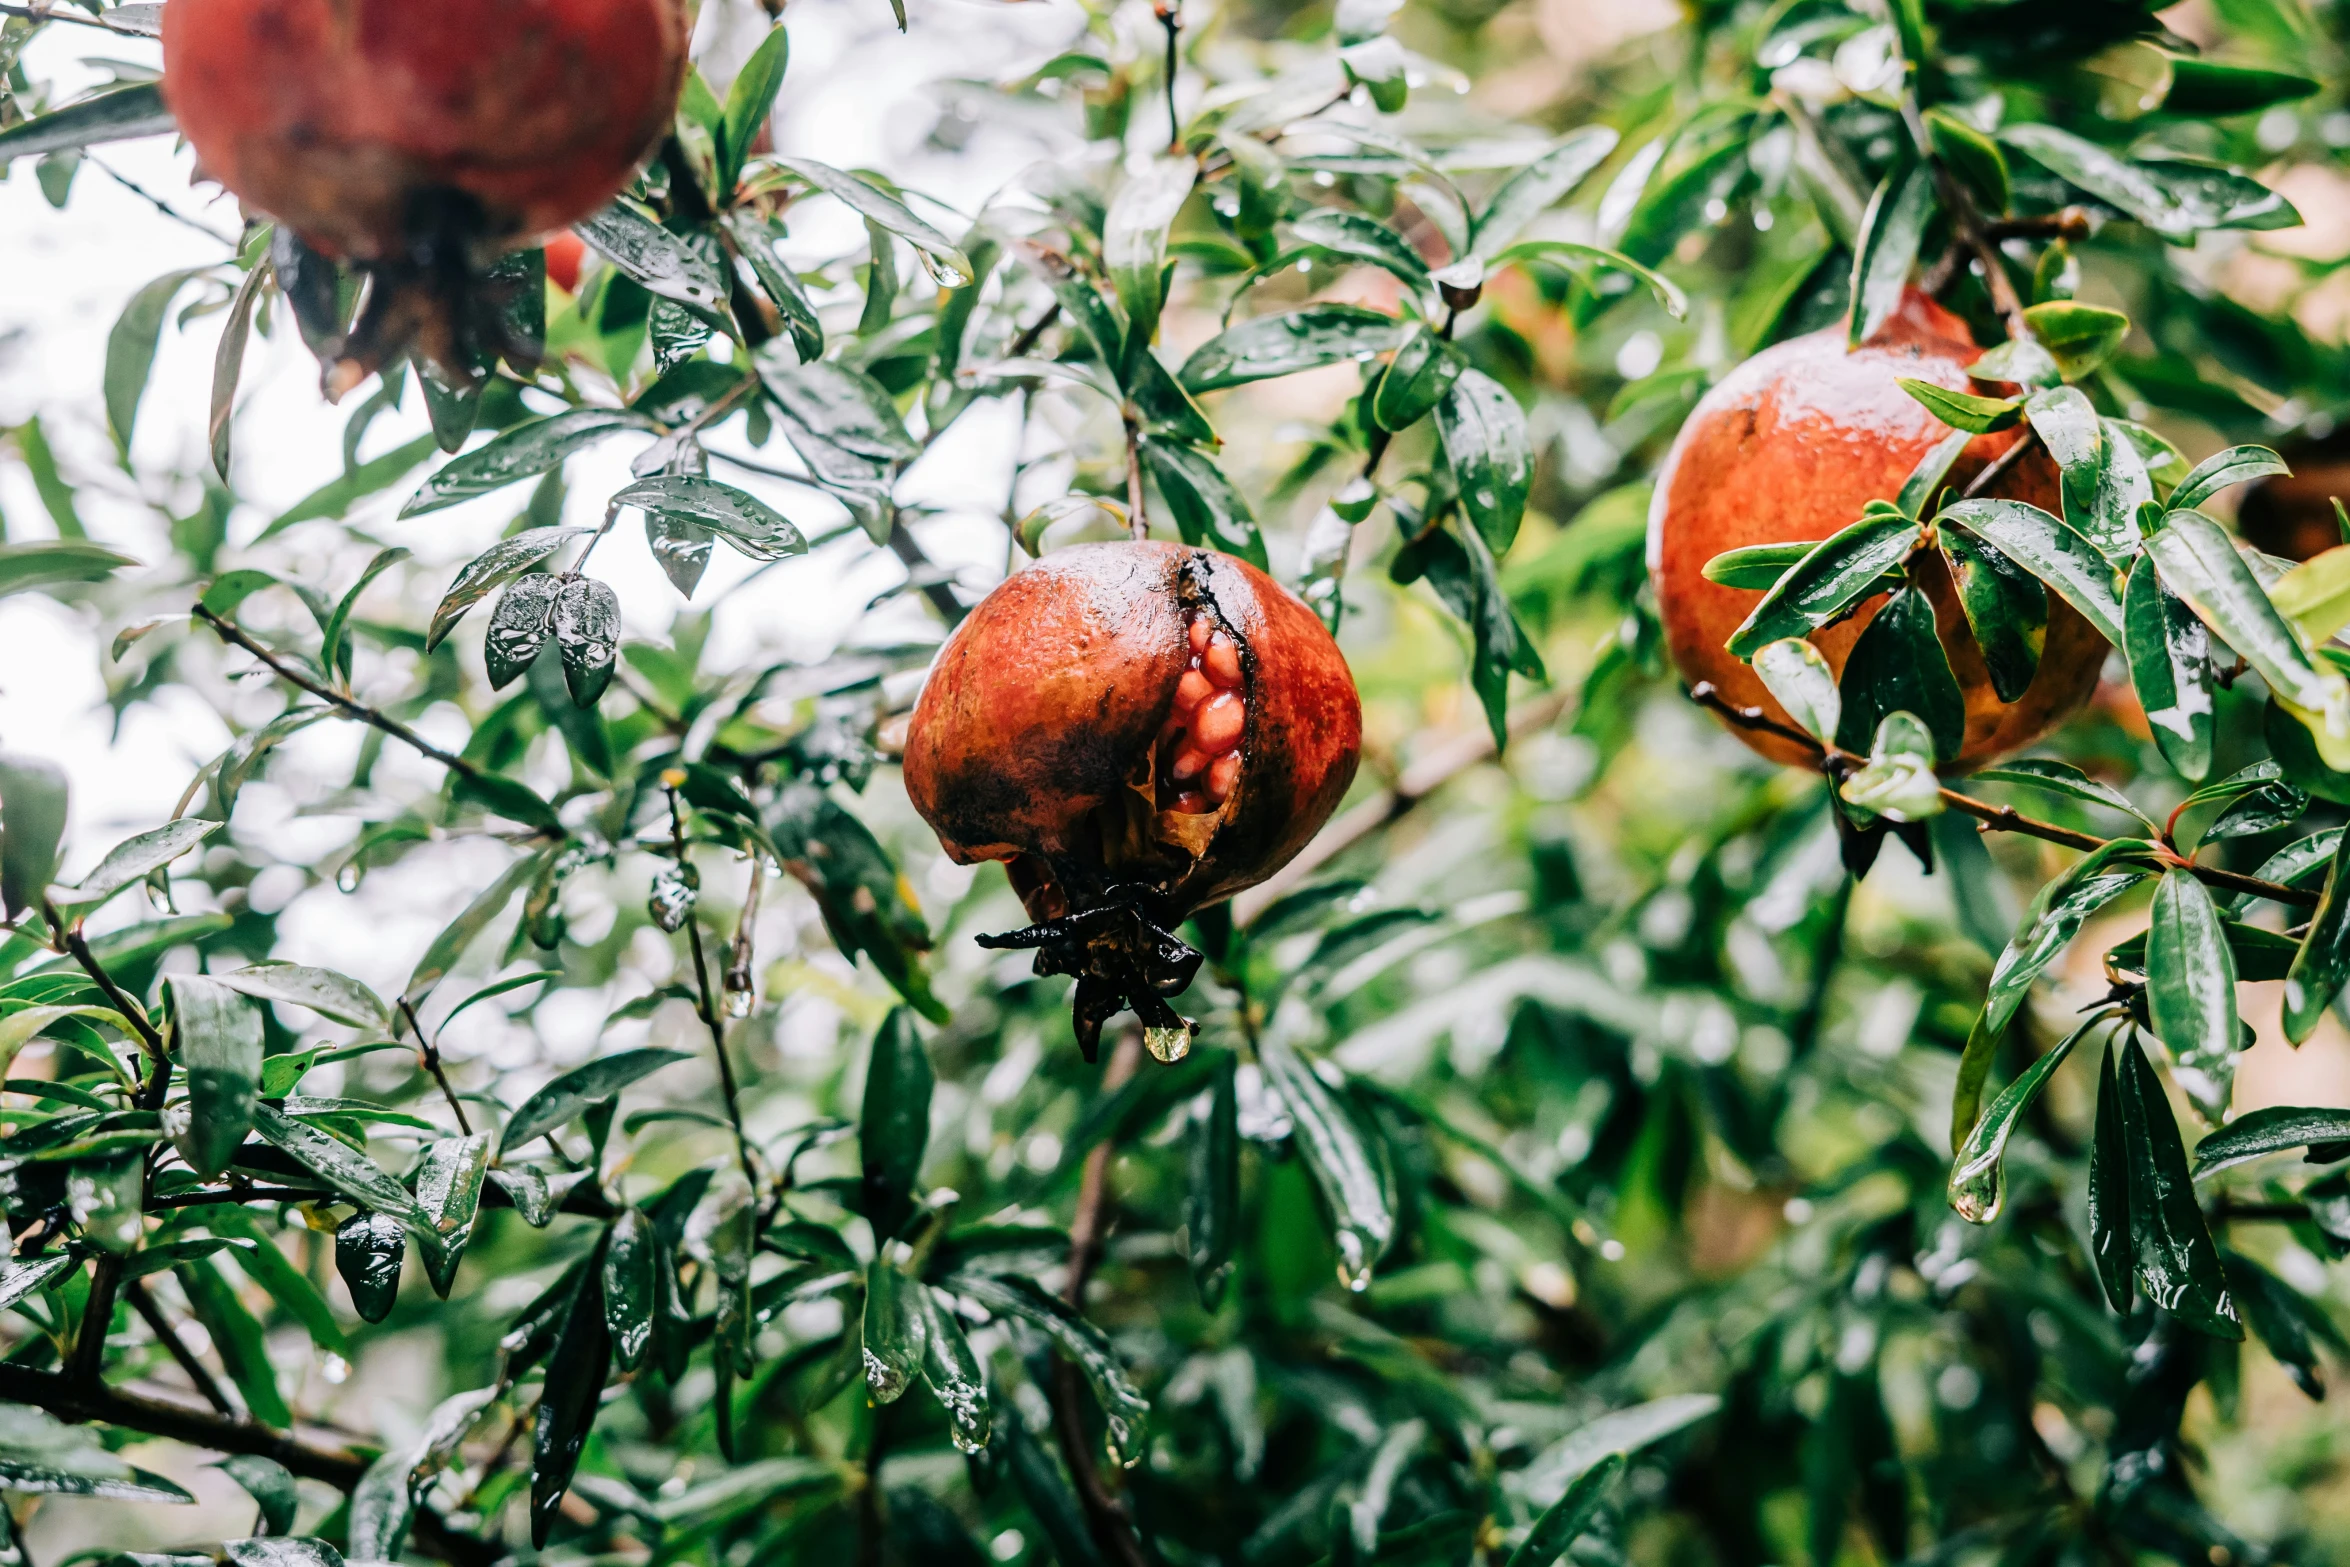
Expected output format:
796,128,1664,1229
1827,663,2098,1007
0,0,1104,1037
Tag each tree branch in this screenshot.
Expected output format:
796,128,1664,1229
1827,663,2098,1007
193,606,492,785
667,785,761,1207
124,1280,235,1417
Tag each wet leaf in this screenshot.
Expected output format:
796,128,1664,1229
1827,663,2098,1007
918,1285,990,1453
612,475,808,561
215,1454,296,1537
412,1133,491,1297
0,753,68,921
1435,369,1532,554
1292,209,1433,298
1950,1014,2098,1224
860,1258,926,1404
575,200,730,309
1839,710,1942,822
1899,378,2021,433
402,853,539,1009
178,1255,291,1426
2003,125,2298,239
1179,305,1412,393
1701,542,1812,590
1138,437,1267,569
2124,553,2215,782
2285,827,2350,1044
2145,870,2240,1120
551,577,620,707
1105,155,1195,353
1942,527,2047,702
1833,587,1965,764
1471,126,1620,255
49,819,218,911
1984,839,2159,1032
773,157,971,284
1938,497,2124,645
1507,1453,1624,1567
0,82,173,164
860,1008,932,1241
1186,1055,1240,1309
531,1241,612,1547
717,25,788,195
2116,1035,2241,1337
400,409,654,518
210,260,267,481
1369,325,1463,432
1485,239,1687,318
426,528,588,651
499,1048,689,1157
1256,1036,1392,1290
2171,444,2290,513
2271,543,2350,646
2022,303,2132,385
2146,509,2345,723
168,974,263,1178
1723,510,1917,658
2195,1105,2350,1177
484,574,562,691
954,1272,1150,1467
1752,638,1840,742
1849,157,1937,345
602,1206,656,1372
251,1103,429,1232
1969,759,2158,832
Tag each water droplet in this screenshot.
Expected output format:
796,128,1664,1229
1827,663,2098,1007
1145,1023,1193,1064
1335,1229,1375,1292
863,1349,911,1403
336,863,363,894
723,985,753,1019
322,1353,350,1384
648,861,699,933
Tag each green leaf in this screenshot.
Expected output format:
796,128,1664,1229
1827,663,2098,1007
1833,587,1965,764
1506,1454,1623,1567
2269,542,2350,647
1522,1394,1723,1495
860,1259,926,1404
1435,369,1532,554
762,360,918,461
0,753,67,922
2146,509,2345,724
602,1206,656,1372
1924,108,2010,211
2116,1034,2241,1337
2145,870,2240,1121
1724,511,1918,658
178,1255,292,1426
2227,1249,2340,1398
1898,378,2022,434
258,434,439,541
2124,553,2215,783
499,1048,689,1157
712,1195,753,1380
612,475,808,562
954,1272,1150,1467
334,1211,404,1324
1969,759,2158,832
215,1454,297,1537
251,1103,430,1232
1485,239,1688,319
0,1404,191,1501
1840,710,1943,822
425,528,587,651
2171,444,2291,513
210,259,268,481
50,819,218,911
1137,437,1267,569
2002,125,2298,239
1984,839,2159,1032
717,25,789,195
1369,325,1463,433
201,1207,349,1358
0,541,137,604
1701,542,1812,591
918,1283,990,1453
723,213,824,363
2285,828,2350,1045
483,574,561,691
321,545,409,683
2021,301,2131,382
1937,497,2124,645
1105,155,1195,353
1291,210,1433,298
2196,1105,2350,1178
168,975,263,1179
1970,336,2064,390
531,1240,612,1547
1942,527,2047,703
551,578,620,707
1185,1055,1239,1309
0,1253,77,1315
773,157,973,286
1256,1036,1391,1290
1752,638,1841,743
574,200,730,310
1392,520,1543,751
1848,157,1938,345
412,1133,491,1297
860,1008,933,1241
402,853,540,1009
1471,126,1620,255
106,270,211,453
1179,306,1412,393
401,410,653,518
0,83,173,164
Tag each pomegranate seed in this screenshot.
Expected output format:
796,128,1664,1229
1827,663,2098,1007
1192,692,1244,754
1206,751,1241,802
1203,634,1242,688
1174,669,1213,710
1188,617,1212,656
1170,746,1208,780
1173,790,1208,814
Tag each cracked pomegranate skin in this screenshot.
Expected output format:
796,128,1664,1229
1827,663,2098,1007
1647,287,2105,771
161,0,688,261
904,541,1362,918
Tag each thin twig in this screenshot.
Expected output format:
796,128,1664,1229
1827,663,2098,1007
1960,426,2040,499
147,1186,332,1209
194,607,493,786
1153,1,1183,152
1123,417,1149,542
0,1,150,32
124,1280,235,1416
1686,684,2323,909
397,998,472,1135
666,786,761,1205
1050,1029,1150,1567
88,158,239,247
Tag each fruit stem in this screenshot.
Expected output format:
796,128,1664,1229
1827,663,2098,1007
1154,1,1183,153
1685,683,2320,910
1899,94,2030,341
1123,415,1150,541
1959,426,2041,501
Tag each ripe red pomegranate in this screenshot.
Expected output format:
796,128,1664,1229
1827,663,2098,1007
163,0,688,388
905,542,1362,1060
1649,288,2103,771
544,231,589,295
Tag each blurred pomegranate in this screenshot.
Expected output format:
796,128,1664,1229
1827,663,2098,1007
543,231,589,295
163,0,688,389
904,542,1361,1060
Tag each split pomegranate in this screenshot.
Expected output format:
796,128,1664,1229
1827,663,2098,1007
1648,287,2105,772
162,0,688,389
904,541,1362,1061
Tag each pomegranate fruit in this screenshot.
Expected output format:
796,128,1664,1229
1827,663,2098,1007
162,0,688,389
544,231,589,295
1648,287,2105,771
904,541,1362,1061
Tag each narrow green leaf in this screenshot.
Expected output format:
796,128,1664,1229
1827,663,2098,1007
2145,870,2240,1121
612,475,808,562
1105,155,1195,353
1924,108,2010,211
1256,1036,1392,1290
2003,124,2297,239
575,200,730,308
2196,1105,2350,1177
1833,588,1965,764
860,1008,933,1241
717,25,789,194
499,1048,689,1156
1984,839,2159,1032
202,1207,349,1358
1486,239,1687,318
1186,1055,1239,1309
1937,497,2124,645
2117,1035,2241,1337
1752,638,1841,744
251,1103,430,1232
1942,527,2047,703
1900,378,2022,434
0,753,68,921
1848,158,1937,346
425,528,587,652
2124,553,2215,782
177,1256,292,1426
531,1242,612,1547
2164,57,2321,115
402,853,539,1009
168,975,263,1179
1292,210,1433,298
1701,542,1812,590
1436,369,1532,554
1896,427,1975,520
1506,1453,1623,1567
953,1272,1150,1467
106,270,211,453
1369,325,1463,433
860,1259,926,1404
210,260,268,481
1724,512,1917,658
918,1284,991,1453
1179,305,1412,393
2146,509,2344,722
412,1134,491,1297
50,819,218,910
1969,759,2159,832
602,1207,656,1372
2285,827,2350,1044
0,83,173,164
2172,444,2291,513
2021,301,2132,382
216,1454,297,1537
1471,126,1620,255
773,157,972,285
